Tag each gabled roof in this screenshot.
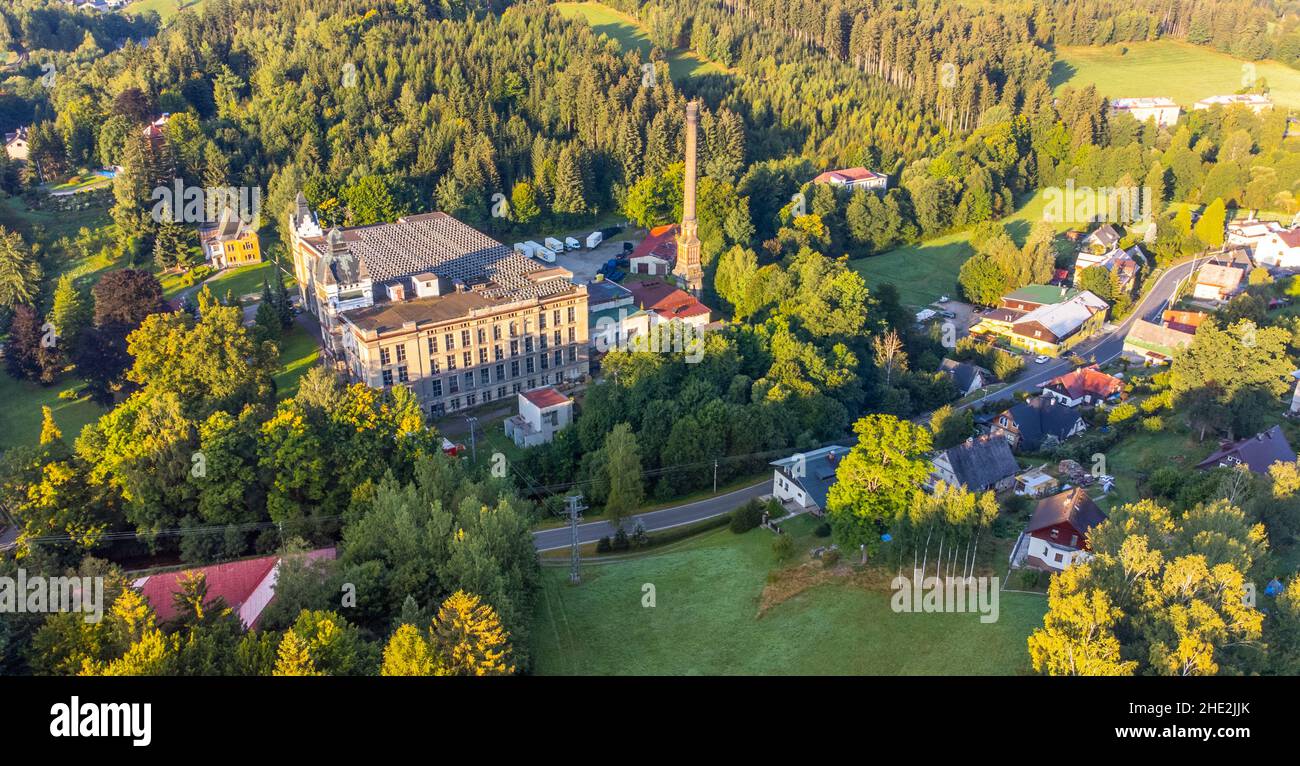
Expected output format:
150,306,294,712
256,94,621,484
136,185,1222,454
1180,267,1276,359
1045,365,1123,401
811,167,886,185
1027,487,1107,539
771,445,851,510
1125,319,1196,357
1083,224,1121,249
1001,397,1085,450
1011,291,1108,340
1195,425,1297,474
627,280,710,321
939,358,989,391
938,435,1019,489
630,224,678,263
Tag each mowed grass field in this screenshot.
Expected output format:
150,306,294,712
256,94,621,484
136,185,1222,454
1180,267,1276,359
552,2,728,81
1052,41,1300,110
532,518,1046,675
125,0,205,22
850,189,1073,308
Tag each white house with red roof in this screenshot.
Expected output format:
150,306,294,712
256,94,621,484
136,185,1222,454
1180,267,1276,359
1252,228,1300,270
1041,365,1124,408
811,167,888,191
626,280,711,328
505,385,573,447
629,224,677,276
133,548,335,629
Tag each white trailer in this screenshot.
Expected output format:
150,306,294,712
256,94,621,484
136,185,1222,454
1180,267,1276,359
523,241,544,258
544,237,565,253
565,237,581,251
534,246,557,263
513,242,534,257
586,231,603,249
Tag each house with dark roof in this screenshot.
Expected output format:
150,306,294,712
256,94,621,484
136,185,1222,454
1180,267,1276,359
990,396,1087,452
4,126,29,162
133,548,336,628
929,435,1019,492
1041,365,1124,407
770,445,850,516
1012,487,1107,572
939,358,991,397
1195,425,1297,475
1081,224,1121,252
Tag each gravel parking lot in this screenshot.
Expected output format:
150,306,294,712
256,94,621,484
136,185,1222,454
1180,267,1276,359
510,228,636,283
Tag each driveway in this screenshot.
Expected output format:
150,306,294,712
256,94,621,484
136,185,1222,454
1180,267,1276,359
533,480,771,551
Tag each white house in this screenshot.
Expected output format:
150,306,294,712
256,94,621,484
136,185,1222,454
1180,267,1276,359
4,126,29,162
769,445,850,516
1109,97,1181,128
1012,487,1108,573
811,167,888,192
1227,219,1285,249
1194,94,1273,114
504,386,573,448
1252,228,1300,269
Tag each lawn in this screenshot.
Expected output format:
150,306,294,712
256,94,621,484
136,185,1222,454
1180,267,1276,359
0,374,102,452
532,516,1047,675
1051,41,1300,110
552,2,728,81
272,323,321,399
0,196,110,245
125,0,205,22
850,189,1074,309
206,261,291,301
1098,424,1214,511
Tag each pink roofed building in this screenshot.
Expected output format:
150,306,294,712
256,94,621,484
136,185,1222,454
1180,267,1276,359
810,166,888,191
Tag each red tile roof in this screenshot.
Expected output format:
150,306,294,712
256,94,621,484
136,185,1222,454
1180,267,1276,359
627,280,710,321
521,386,570,409
630,224,678,262
812,167,886,184
134,549,335,627
1046,365,1123,401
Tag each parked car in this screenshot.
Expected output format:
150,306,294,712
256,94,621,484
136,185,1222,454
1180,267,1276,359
1035,355,1050,364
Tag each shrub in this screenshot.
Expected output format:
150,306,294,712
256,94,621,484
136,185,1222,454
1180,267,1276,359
814,522,832,538
821,548,841,568
729,499,765,534
612,527,631,551
772,534,795,563
596,536,611,553
1141,415,1164,432
1108,402,1138,423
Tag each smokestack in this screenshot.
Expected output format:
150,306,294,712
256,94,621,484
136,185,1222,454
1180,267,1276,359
673,100,704,295
683,100,698,225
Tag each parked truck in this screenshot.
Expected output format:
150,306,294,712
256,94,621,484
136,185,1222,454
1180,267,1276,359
534,246,557,263
513,242,534,257
586,231,603,249
565,236,581,251
544,237,565,253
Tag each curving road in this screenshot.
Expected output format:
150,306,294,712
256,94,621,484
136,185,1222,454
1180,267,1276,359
533,481,772,551
948,255,1206,412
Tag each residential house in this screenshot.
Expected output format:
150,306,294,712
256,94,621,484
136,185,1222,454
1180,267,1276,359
810,167,889,192
938,358,991,397
1161,309,1207,334
1194,425,1297,475
991,396,1088,452
1191,263,1244,302
1041,364,1124,407
1109,97,1181,127
1123,319,1197,364
929,435,1020,492
1073,244,1144,295
626,279,711,328
3,126,29,162
1014,487,1108,572
134,548,336,629
770,445,851,516
504,386,573,448
628,224,677,276
974,289,1109,357
1080,224,1121,253
1227,219,1285,250
1252,228,1300,269
1194,94,1273,114
198,207,262,269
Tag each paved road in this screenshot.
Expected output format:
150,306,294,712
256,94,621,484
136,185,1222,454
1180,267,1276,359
949,255,1204,413
533,481,772,551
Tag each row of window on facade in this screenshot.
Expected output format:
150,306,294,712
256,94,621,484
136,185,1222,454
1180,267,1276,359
379,326,579,369
428,371,571,415
380,347,580,387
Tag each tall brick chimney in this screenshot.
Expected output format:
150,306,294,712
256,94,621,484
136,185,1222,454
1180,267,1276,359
673,100,704,296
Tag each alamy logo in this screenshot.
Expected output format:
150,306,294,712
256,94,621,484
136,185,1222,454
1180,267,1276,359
0,569,103,623
592,311,706,362
890,569,999,623
50,697,151,747
150,180,261,227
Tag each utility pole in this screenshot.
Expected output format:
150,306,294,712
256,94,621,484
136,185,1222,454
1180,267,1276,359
563,494,586,585
713,459,718,493
464,415,478,463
